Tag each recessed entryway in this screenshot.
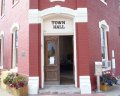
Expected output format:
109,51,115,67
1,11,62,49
41,14,77,88
59,36,74,85
44,36,74,85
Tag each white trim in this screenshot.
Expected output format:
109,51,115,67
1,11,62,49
10,67,18,72
28,9,41,24
43,16,74,35
112,50,115,58
10,23,19,69
112,50,116,69
79,76,91,94
99,20,110,71
40,5,75,18
0,31,4,69
49,0,65,2
75,8,88,23
0,31,4,37
100,28,108,61
41,16,78,88
28,7,88,24
99,20,109,32
100,0,107,5
11,0,19,8
44,32,74,36
10,23,20,33
41,19,44,88
0,66,3,69
29,6,88,88
73,18,78,87
28,77,39,94
12,31,18,68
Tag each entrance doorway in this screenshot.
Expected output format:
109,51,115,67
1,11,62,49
44,36,74,85
59,36,74,84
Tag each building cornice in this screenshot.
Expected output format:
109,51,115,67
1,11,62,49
28,6,88,24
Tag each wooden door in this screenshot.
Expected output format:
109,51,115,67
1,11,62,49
44,36,60,85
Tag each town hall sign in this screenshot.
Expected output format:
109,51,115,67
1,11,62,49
52,21,65,29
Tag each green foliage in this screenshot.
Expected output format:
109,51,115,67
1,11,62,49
100,73,118,86
3,73,27,89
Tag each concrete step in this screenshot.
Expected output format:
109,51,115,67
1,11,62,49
39,85,80,95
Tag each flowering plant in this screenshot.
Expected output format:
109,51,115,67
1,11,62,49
3,73,27,89
100,73,118,86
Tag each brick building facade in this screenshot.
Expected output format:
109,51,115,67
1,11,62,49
0,0,120,94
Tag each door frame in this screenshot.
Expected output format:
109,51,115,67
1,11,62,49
41,16,78,88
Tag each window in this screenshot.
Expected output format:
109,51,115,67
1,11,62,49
12,30,18,68
10,23,19,71
100,27,108,60
99,20,110,71
0,32,4,69
1,0,5,17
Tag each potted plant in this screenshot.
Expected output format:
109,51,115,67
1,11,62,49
3,73,28,96
100,72,118,91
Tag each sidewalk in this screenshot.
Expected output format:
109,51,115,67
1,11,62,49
0,87,13,96
0,85,120,96
103,85,120,96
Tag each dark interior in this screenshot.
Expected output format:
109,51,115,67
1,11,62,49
59,36,74,84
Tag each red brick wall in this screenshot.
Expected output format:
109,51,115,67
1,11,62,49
29,0,39,9
1,0,119,89
29,0,120,89
30,0,87,10
0,1,29,75
29,0,88,88
76,23,90,87
29,24,41,87
29,24,41,76
87,0,120,89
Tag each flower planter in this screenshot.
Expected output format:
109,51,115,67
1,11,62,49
3,73,28,96
100,84,112,91
6,86,28,96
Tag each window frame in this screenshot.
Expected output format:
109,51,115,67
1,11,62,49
99,20,110,71
1,0,5,18
12,30,18,68
0,31,4,69
10,23,19,71
100,27,108,61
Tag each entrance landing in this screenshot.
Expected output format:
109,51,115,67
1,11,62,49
39,85,80,95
